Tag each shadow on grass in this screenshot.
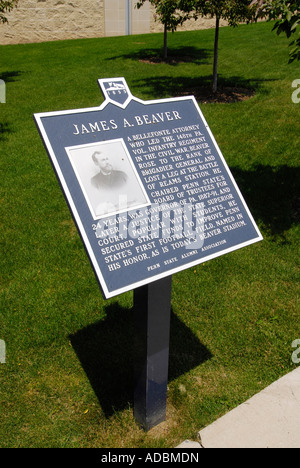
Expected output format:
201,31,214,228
107,46,212,66
0,70,23,83
232,165,300,240
70,302,211,417
0,123,13,141
132,75,277,102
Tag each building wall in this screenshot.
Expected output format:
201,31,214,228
131,1,151,35
0,0,226,45
0,0,105,44
105,0,151,37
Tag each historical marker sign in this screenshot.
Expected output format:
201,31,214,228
34,78,263,299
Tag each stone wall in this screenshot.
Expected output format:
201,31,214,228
0,0,105,44
0,0,226,45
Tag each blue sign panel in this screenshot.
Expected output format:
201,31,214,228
34,78,262,299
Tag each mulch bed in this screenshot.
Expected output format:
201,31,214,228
182,86,256,103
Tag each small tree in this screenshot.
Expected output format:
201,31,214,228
136,0,194,59
191,0,258,93
0,0,18,24
257,0,300,62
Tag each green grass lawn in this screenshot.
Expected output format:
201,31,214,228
0,21,299,448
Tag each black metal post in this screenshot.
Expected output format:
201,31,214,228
133,276,172,431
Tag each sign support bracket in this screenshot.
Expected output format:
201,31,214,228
133,276,172,431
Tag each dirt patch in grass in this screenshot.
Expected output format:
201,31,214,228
182,86,256,103
139,55,196,65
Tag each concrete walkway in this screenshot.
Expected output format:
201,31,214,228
177,367,300,449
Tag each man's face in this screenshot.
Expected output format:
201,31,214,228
95,153,113,174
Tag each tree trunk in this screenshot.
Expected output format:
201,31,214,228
164,23,168,60
212,16,220,94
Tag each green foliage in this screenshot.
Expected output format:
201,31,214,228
192,0,257,24
136,0,257,29
258,0,300,62
136,0,194,32
0,0,18,24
